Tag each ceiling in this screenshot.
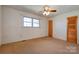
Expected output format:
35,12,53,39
4,5,79,17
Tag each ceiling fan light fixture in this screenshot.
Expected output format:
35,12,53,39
43,11,50,16
42,5,56,16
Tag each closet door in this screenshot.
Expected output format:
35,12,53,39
67,16,77,47
48,20,52,37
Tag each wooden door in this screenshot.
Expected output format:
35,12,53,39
48,20,52,37
67,16,77,47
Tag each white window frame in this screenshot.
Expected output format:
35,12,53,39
33,19,40,28
23,17,40,28
23,17,32,27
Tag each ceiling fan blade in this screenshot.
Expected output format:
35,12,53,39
50,10,56,12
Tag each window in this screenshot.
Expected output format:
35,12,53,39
24,17,32,27
23,17,40,27
33,19,39,27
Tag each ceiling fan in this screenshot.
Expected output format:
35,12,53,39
41,5,56,16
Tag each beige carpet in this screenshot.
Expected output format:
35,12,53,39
0,37,79,54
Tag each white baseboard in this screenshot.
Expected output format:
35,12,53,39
1,36,48,45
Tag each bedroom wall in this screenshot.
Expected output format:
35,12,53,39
2,6,48,44
0,6,2,45
53,10,79,43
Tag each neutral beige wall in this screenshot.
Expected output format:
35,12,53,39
2,6,48,44
0,6,2,45
53,10,79,44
